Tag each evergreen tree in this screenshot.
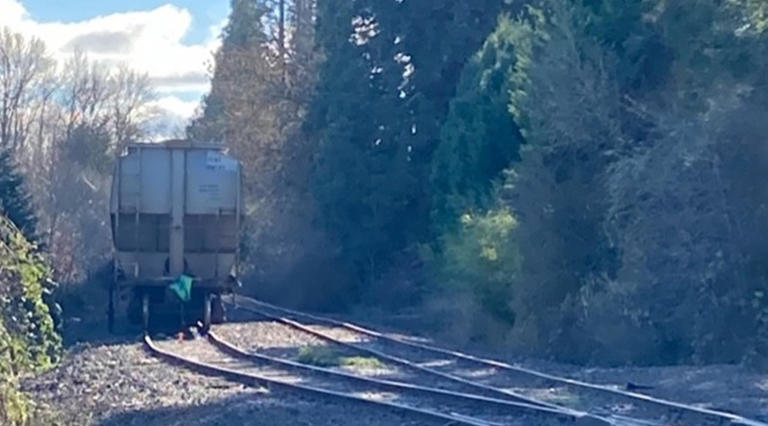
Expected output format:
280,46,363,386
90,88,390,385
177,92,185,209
309,0,404,287
578,0,670,93
457,0,768,364
425,15,529,344
223,0,271,48
188,0,270,143
430,15,524,236
0,149,36,240
434,1,625,361
309,0,508,291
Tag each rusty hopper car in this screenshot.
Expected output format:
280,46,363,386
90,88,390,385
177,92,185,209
109,141,242,332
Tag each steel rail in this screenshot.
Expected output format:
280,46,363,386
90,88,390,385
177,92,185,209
206,329,607,426
229,295,768,426
227,299,568,411
143,333,500,426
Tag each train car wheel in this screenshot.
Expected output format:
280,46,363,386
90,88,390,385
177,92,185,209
142,291,150,332
201,293,212,334
108,285,116,333
211,295,225,324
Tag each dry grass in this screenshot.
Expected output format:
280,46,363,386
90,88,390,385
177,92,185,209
295,346,383,369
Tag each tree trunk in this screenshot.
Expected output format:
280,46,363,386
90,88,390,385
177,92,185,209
279,0,286,83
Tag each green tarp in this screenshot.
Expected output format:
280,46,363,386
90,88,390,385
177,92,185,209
169,274,193,302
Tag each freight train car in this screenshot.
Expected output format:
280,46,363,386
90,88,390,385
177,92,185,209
109,141,242,332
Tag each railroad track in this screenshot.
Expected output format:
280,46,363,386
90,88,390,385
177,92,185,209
226,295,767,426
143,329,603,426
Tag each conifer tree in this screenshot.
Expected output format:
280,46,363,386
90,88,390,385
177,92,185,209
309,0,509,289
0,149,37,240
430,16,524,236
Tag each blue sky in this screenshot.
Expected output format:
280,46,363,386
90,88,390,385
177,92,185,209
0,0,232,135
19,0,229,44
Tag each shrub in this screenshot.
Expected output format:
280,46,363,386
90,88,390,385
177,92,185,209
0,216,61,425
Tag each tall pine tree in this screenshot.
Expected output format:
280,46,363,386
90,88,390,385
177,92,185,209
430,15,524,237
309,0,509,291
188,0,270,143
0,148,36,240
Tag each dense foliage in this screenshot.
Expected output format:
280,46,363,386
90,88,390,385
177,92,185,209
0,149,37,240
429,16,524,237
492,0,768,365
309,0,511,295
298,0,768,366
190,0,768,366
0,216,61,425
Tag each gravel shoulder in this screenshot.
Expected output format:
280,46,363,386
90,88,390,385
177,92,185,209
20,335,433,426
20,306,768,425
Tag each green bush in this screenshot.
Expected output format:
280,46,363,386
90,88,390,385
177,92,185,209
425,206,521,347
295,346,383,369
0,216,62,425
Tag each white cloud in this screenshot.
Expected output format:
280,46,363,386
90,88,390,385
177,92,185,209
0,0,222,126
140,96,205,141
151,96,200,119
0,0,27,23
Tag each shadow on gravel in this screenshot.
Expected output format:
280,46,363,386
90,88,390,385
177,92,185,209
224,307,330,328
61,303,335,349
62,317,141,347
97,390,410,426
62,315,193,347
64,305,244,347
99,393,297,426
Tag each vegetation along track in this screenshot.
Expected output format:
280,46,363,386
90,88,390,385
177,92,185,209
143,330,600,426
227,295,767,426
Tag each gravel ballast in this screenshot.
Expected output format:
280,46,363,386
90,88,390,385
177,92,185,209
21,337,440,426
228,299,768,423
155,334,563,426
21,304,768,425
